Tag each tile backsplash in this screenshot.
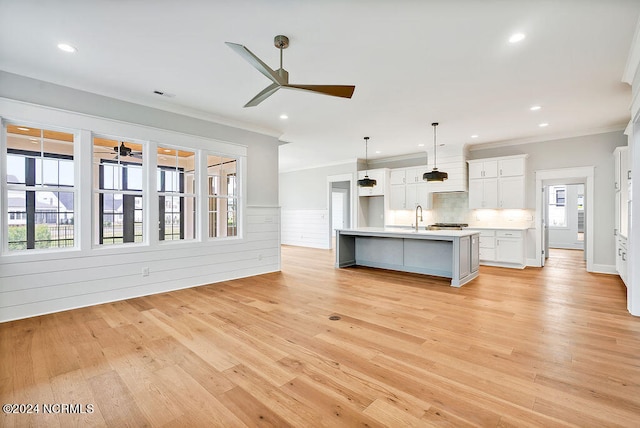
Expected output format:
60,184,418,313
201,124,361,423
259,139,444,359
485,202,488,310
432,192,473,224
387,192,534,228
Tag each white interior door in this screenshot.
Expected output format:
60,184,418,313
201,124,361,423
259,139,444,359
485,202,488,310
331,190,345,233
542,186,548,266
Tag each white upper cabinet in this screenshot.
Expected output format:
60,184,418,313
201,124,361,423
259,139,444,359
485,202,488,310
389,169,406,185
468,160,498,179
388,167,432,209
468,155,528,209
613,146,629,239
498,157,525,177
498,176,525,208
407,182,432,209
405,167,426,183
468,177,498,208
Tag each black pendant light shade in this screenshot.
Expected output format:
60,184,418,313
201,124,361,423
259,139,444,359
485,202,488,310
358,136,377,187
423,122,448,182
358,176,377,187
423,169,448,181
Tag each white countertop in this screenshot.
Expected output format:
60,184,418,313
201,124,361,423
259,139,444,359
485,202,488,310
464,226,531,230
337,227,480,238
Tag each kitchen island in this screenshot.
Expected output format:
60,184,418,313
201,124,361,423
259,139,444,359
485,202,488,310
335,227,480,287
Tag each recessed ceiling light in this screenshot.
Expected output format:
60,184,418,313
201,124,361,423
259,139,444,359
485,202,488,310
509,33,526,44
539,122,549,127
418,143,425,147
57,43,77,53
375,150,381,154
279,114,288,119
17,127,30,131
471,134,479,139
530,105,541,111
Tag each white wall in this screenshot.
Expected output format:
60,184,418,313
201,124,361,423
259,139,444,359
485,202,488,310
0,73,281,322
280,162,355,248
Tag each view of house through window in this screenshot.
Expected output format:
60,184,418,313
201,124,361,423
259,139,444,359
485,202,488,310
548,185,567,227
5,124,75,250
207,154,238,238
93,137,144,245
4,122,242,253
157,147,196,241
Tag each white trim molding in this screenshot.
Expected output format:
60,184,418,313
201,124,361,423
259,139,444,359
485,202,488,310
534,166,595,272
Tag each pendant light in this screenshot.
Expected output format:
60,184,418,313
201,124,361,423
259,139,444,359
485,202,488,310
423,122,448,182
358,136,377,187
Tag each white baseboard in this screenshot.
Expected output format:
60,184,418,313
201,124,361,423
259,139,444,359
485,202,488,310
591,264,617,275
526,258,540,267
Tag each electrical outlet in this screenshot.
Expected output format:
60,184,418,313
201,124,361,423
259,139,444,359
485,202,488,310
142,267,149,277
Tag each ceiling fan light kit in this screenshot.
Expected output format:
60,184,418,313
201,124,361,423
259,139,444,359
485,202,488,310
225,35,356,107
423,122,448,182
358,136,377,188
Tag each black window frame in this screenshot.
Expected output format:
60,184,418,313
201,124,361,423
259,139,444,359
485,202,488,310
97,158,143,245
6,148,75,250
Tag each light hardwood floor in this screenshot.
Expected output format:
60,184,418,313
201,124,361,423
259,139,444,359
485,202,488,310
1,246,638,427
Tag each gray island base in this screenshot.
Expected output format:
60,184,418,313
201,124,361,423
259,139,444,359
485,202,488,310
336,228,480,287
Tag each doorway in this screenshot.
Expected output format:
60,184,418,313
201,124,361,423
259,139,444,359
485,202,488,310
544,183,585,268
535,167,594,271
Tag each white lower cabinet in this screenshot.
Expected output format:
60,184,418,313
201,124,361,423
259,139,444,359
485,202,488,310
496,232,524,265
616,235,628,287
469,229,526,268
477,230,496,261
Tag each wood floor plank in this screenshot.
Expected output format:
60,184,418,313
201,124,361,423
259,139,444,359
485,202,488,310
1,246,639,426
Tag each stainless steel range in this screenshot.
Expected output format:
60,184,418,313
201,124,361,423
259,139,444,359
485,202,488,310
426,223,468,230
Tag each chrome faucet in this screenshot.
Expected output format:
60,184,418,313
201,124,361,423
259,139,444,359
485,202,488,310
415,204,423,232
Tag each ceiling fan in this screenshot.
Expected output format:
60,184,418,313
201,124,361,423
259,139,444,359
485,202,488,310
225,35,356,107
95,142,142,159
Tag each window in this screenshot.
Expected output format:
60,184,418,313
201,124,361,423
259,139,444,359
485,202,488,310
548,185,567,227
93,137,144,245
157,147,196,241
5,124,75,251
207,154,238,238
3,115,244,255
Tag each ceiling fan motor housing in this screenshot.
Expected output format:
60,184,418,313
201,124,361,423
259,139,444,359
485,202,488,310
274,35,290,49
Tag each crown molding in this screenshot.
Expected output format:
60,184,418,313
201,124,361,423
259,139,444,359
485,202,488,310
467,125,627,151
279,158,358,174
367,152,427,165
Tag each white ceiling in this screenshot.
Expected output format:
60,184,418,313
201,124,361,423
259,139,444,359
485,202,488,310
1,1,639,172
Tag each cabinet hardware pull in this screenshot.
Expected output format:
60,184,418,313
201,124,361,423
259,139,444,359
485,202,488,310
622,252,626,262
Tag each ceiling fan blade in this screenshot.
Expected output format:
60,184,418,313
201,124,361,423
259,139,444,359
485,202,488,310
284,84,355,99
225,42,285,85
244,83,281,107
